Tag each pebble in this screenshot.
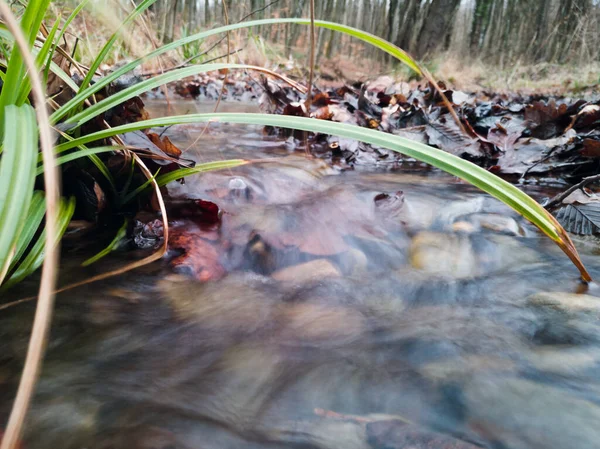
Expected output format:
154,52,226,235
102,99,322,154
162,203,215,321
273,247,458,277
464,377,600,449
528,292,600,315
271,259,341,283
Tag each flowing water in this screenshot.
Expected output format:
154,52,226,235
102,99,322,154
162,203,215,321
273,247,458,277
2,101,600,449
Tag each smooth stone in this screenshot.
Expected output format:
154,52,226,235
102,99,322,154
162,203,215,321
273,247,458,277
464,377,600,449
337,248,369,275
409,232,478,279
272,259,341,283
528,292,600,315
529,347,600,376
467,213,525,236
409,232,539,279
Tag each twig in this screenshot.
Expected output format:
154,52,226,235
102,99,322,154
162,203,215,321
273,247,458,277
0,2,60,449
303,0,316,157
544,174,600,209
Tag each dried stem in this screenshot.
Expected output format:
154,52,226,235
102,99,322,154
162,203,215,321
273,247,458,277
544,174,600,210
0,1,60,448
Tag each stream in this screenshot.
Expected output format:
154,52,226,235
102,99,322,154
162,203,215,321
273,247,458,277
2,100,600,449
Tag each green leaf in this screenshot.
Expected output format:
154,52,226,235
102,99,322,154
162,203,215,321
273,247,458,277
0,0,52,130
0,105,39,280
7,191,46,272
120,168,161,205
76,0,157,96
155,160,248,187
36,146,118,176
81,218,128,267
2,196,76,289
54,113,563,245
64,63,254,127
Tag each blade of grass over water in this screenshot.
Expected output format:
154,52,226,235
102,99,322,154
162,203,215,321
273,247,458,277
81,218,129,267
50,18,421,124
54,113,591,281
65,63,258,127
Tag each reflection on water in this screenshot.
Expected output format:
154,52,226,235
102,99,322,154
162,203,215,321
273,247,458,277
2,101,600,449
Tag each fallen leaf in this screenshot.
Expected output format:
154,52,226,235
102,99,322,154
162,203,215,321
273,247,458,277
554,202,600,235
581,139,600,158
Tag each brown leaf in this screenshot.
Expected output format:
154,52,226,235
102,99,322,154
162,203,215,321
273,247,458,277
581,139,600,158
169,226,226,281
487,118,525,152
426,114,483,158
167,199,221,225
146,132,183,158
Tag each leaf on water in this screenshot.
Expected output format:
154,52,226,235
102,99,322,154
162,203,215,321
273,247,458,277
554,202,600,235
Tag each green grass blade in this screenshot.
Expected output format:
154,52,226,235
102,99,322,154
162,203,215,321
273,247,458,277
0,105,39,280
64,63,255,127
81,218,128,267
54,131,117,193
54,113,562,243
36,146,118,175
0,0,52,125
50,18,419,124
120,169,160,205
2,196,76,289
7,191,46,272
15,17,62,105
77,0,157,95
155,160,248,187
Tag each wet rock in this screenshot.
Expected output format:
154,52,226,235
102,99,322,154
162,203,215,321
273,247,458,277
529,347,600,377
163,273,280,338
409,232,478,278
409,232,539,279
272,259,341,283
420,355,517,384
464,213,526,236
464,377,600,449
277,303,367,347
528,292,600,315
337,248,369,275
367,420,480,449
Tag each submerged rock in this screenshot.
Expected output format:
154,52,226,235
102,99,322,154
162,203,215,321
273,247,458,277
528,292,600,315
464,377,600,449
271,259,341,283
408,232,539,279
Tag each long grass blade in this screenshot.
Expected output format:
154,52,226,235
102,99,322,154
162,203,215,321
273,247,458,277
53,112,591,280
0,105,38,280
0,0,52,129
81,218,128,267
7,191,46,273
50,18,420,124
76,0,156,95
2,196,75,289
155,159,248,187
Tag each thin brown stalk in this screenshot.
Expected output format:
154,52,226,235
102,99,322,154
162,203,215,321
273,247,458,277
0,1,60,449
303,0,315,156
544,174,600,210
